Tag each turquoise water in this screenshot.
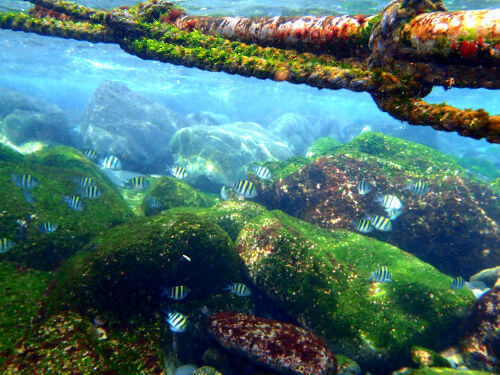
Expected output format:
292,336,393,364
0,0,499,374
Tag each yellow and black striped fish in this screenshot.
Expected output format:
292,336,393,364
354,219,373,233
405,181,430,196
171,166,188,180
233,180,258,199
162,285,191,300
252,166,272,180
164,311,188,333
450,276,464,290
126,176,150,190
226,283,252,297
82,148,99,162
375,194,402,210
369,266,392,283
100,155,121,169
75,176,96,187
357,180,372,195
11,173,38,188
62,195,84,211
0,238,15,253
80,186,101,199
369,215,392,231
39,222,58,234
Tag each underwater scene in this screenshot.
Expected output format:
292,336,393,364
0,0,499,374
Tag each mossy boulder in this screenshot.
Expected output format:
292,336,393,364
410,346,452,368
402,368,495,375
236,210,475,370
306,137,343,158
457,157,500,181
0,261,52,364
256,133,499,277
47,212,247,320
0,311,164,374
141,176,218,216
0,145,133,270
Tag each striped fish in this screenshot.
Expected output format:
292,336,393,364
252,165,272,180
162,285,191,300
233,180,258,199
375,194,402,210
80,186,101,199
146,196,161,209
164,311,188,333
357,180,372,195
82,148,99,162
0,238,15,253
74,176,96,187
100,155,122,170
62,195,84,211
39,222,58,234
406,181,430,196
23,190,35,203
171,166,188,180
226,283,252,297
126,176,150,190
369,266,392,283
369,215,392,231
450,276,464,290
11,173,38,188
354,219,373,233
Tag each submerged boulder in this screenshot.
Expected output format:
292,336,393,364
256,132,499,277
168,122,292,188
0,145,132,270
236,210,475,370
459,286,500,373
207,311,337,375
80,81,187,173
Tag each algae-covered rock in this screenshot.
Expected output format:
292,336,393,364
403,368,495,375
142,176,218,216
193,366,223,375
0,261,52,363
236,210,475,370
257,132,499,277
306,137,343,158
457,157,500,181
410,346,452,368
47,212,244,319
0,311,164,374
336,354,361,375
0,145,132,270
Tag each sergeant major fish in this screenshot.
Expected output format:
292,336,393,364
126,176,150,190
100,155,122,170
82,148,100,162
74,176,96,187
375,194,402,210
252,165,272,180
357,180,372,195
0,238,15,253
79,186,101,199
226,282,252,297
405,181,430,196
369,266,392,283
354,219,373,233
164,310,188,333
62,195,84,211
170,166,188,180
369,215,392,231
450,276,464,290
161,285,191,300
11,173,38,189
233,180,258,199
39,222,58,234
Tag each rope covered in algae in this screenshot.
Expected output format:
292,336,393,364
0,0,498,143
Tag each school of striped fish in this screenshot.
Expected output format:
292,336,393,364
2,148,467,336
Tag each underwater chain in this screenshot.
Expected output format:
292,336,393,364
1,0,499,142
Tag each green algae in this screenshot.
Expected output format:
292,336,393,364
456,157,500,181
404,368,496,375
237,210,475,367
305,137,343,158
141,176,218,216
0,261,52,364
46,211,244,320
336,131,464,178
410,346,452,368
260,156,311,180
1,311,165,374
0,145,133,270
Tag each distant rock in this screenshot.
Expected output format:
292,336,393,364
207,311,337,375
470,266,500,288
168,122,292,188
186,111,229,127
268,113,331,155
80,81,188,173
0,87,73,146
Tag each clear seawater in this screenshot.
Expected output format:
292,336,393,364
0,0,499,374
